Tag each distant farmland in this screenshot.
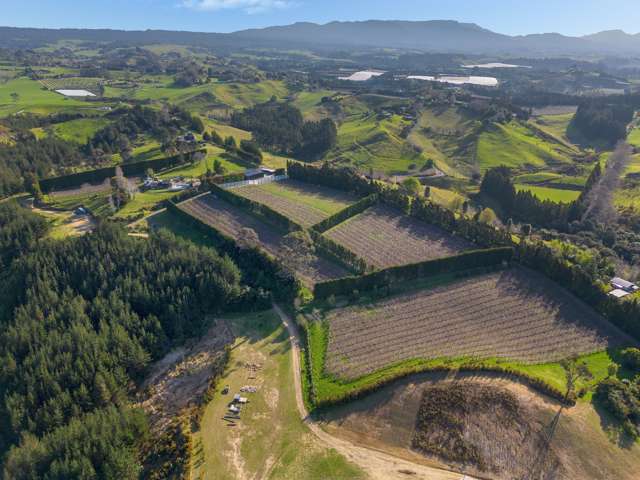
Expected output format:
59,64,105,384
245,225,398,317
177,193,347,284
325,268,629,380
324,204,471,269
233,179,357,228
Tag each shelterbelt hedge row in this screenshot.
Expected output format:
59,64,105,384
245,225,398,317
311,194,378,233
210,183,303,233
313,247,514,299
167,201,300,303
40,149,206,192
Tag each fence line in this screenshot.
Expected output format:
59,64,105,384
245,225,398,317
222,175,288,189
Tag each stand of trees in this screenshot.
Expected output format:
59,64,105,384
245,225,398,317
0,201,49,269
0,223,253,478
86,105,204,159
479,165,603,231
571,102,634,146
231,101,336,160
0,135,85,197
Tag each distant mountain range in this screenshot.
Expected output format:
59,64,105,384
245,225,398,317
1,20,639,56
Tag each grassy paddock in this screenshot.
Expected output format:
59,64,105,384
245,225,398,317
191,309,364,480
477,121,574,171
515,184,582,203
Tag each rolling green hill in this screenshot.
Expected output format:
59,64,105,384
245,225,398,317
477,121,575,172
333,111,422,174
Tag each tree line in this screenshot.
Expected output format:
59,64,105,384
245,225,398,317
479,164,602,231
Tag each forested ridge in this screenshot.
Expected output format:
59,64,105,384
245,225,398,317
0,202,252,478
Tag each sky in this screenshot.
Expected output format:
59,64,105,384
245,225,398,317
2,0,639,37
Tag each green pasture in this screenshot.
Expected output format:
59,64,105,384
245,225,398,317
408,106,481,177
477,121,574,171
515,184,582,203
191,310,364,480
628,127,640,148
292,90,336,120
49,117,110,144
334,113,422,174
530,113,579,150
257,180,355,216
0,77,92,117
44,191,112,218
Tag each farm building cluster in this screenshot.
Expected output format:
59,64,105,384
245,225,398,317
142,175,200,192
608,277,639,298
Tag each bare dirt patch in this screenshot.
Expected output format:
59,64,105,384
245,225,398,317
325,268,629,379
178,193,348,284
137,318,233,431
324,204,472,269
320,371,640,480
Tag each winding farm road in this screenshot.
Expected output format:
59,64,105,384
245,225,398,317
273,304,475,480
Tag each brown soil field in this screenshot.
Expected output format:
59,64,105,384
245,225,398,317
320,371,640,480
323,204,472,269
325,268,630,379
178,193,348,285
232,179,357,228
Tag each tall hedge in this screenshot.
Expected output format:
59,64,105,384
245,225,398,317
287,161,376,196
210,184,303,233
309,230,368,275
517,241,640,341
311,194,378,233
314,247,514,299
288,162,513,248
40,149,206,193
167,201,300,302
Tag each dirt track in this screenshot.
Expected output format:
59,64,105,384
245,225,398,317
273,304,474,480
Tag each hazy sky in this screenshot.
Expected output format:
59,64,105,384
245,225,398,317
3,0,639,36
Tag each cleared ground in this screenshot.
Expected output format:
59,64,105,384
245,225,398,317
321,371,640,480
324,204,471,269
233,179,357,228
325,268,629,380
178,193,348,284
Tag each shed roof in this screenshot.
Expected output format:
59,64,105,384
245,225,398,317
612,277,637,289
609,289,631,298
